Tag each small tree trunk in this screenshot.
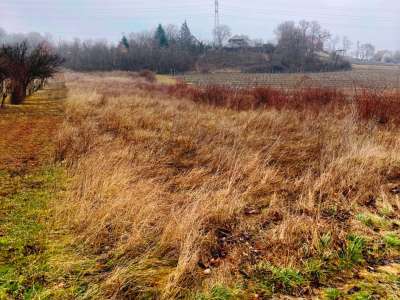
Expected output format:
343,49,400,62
1,95,6,108
11,82,26,105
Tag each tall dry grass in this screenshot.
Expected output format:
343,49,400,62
57,72,400,299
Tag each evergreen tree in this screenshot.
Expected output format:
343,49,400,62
120,35,129,49
154,24,168,48
179,21,193,49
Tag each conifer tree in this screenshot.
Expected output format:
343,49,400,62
179,21,193,49
154,24,169,48
120,35,129,49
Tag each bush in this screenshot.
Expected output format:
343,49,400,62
355,90,400,125
139,70,156,83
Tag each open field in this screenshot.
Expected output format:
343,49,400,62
182,64,400,90
54,72,400,299
1,71,400,299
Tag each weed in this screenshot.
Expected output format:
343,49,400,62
254,263,305,295
305,259,328,286
195,285,243,300
383,233,400,248
320,232,332,249
324,287,342,300
340,235,366,268
356,213,388,230
349,290,373,300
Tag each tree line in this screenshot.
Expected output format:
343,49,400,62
58,22,207,74
2,20,396,78
54,20,353,74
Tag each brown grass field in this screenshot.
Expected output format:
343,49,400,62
1,70,400,299
52,71,400,299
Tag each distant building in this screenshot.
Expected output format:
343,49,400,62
227,35,251,48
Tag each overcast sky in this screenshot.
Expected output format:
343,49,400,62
1,0,399,50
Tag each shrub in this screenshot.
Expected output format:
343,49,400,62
0,41,64,104
164,83,345,112
355,90,400,125
139,70,156,83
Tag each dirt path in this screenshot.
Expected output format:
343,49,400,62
0,82,98,299
0,81,66,172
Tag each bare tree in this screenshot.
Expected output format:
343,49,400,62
308,21,331,54
0,41,64,104
213,25,231,47
328,35,340,52
373,50,392,63
165,24,179,44
342,36,352,56
360,43,375,61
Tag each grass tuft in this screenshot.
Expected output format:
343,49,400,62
324,287,343,300
383,233,400,248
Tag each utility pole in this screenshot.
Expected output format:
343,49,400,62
214,0,220,46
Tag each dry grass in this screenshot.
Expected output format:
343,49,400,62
56,72,400,299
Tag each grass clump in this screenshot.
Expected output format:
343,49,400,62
195,285,244,300
349,290,373,300
383,233,400,248
254,263,305,295
340,235,366,269
356,213,388,230
324,287,343,300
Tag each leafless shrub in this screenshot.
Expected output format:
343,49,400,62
139,69,156,82
0,41,64,104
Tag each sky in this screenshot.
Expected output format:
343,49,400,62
1,0,399,50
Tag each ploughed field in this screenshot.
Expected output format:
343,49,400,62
182,64,400,90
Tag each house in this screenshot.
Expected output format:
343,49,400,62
227,35,251,48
